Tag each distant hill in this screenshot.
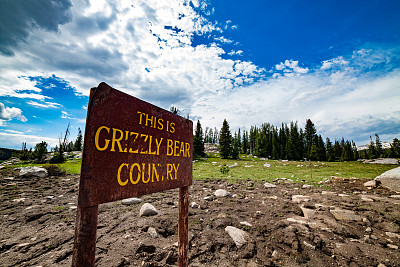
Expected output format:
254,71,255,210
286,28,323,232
357,142,392,151
0,148,19,160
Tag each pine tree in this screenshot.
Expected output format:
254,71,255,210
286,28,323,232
304,119,317,159
389,138,400,158
231,132,239,159
242,131,249,154
316,135,326,161
368,136,377,159
352,141,358,160
326,138,335,162
219,119,232,159
193,120,205,158
73,128,83,151
375,134,382,158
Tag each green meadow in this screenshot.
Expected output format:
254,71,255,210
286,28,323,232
193,154,398,183
8,154,398,184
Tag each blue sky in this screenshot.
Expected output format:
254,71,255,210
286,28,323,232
0,0,399,149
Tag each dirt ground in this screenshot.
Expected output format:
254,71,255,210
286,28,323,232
1,168,400,267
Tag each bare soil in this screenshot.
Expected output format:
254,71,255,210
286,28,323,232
1,169,400,267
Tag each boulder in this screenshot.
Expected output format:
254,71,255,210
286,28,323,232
214,189,232,197
264,182,276,188
122,198,142,205
363,180,377,189
148,227,158,238
18,167,48,178
375,167,400,192
225,226,249,248
292,195,310,203
330,208,362,221
139,203,158,217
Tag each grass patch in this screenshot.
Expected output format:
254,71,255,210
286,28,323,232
193,154,399,183
4,154,399,182
59,159,81,174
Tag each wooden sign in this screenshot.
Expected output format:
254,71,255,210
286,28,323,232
72,82,193,266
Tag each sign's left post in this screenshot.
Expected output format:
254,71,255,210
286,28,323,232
71,205,98,266
71,86,98,267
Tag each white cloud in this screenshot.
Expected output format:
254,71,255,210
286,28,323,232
61,111,71,119
0,102,27,122
321,56,349,70
0,0,262,112
27,101,62,109
0,132,59,149
275,60,308,74
191,50,400,145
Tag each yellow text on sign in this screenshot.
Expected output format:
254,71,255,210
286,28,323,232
94,126,191,158
117,162,180,186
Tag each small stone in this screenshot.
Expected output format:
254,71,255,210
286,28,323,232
264,163,271,168
387,244,398,249
204,196,213,201
225,226,249,248
18,167,48,178
302,184,313,189
330,209,362,221
271,250,279,258
69,205,77,210
122,198,142,205
264,182,276,188
148,227,158,238
214,189,232,197
292,195,310,203
240,221,252,228
303,241,316,250
300,206,316,219
365,227,372,233
360,196,374,202
390,195,400,199
190,202,200,208
386,232,400,239
377,264,386,267
363,180,377,188
139,203,158,217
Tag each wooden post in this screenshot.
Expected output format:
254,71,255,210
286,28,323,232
178,186,189,267
72,205,99,267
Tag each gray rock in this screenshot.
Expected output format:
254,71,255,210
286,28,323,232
204,196,213,201
240,221,253,227
363,180,377,189
122,198,142,205
19,167,48,178
300,206,316,219
190,202,200,208
225,226,249,248
214,189,232,197
263,163,271,168
330,208,362,221
139,203,158,217
292,195,310,203
264,182,276,188
386,232,400,239
375,166,400,192
148,227,158,238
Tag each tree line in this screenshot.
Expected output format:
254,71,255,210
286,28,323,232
193,119,400,161
12,126,83,163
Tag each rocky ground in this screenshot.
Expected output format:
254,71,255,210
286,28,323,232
1,167,400,267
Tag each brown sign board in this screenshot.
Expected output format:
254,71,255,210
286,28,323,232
78,82,193,207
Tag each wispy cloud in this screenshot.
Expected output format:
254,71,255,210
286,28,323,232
0,132,59,148
192,48,400,145
27,101,62,109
